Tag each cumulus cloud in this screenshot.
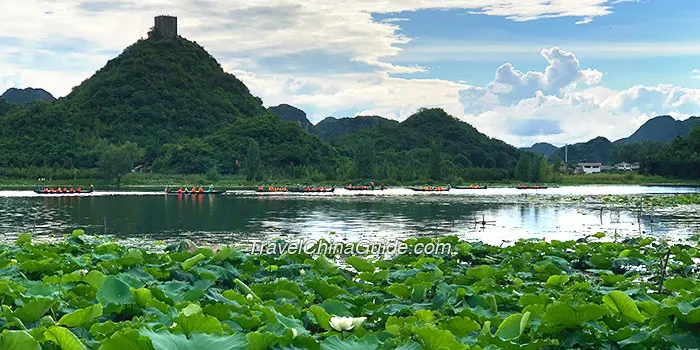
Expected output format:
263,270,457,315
459,47,602,112
693,69,700,79
0,0,636,96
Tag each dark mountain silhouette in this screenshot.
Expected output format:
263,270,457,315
313,115,398,141
268,104,313,132
614,115,700,144
1,87,56,105
521,142,558,157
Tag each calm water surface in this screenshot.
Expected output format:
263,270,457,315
0,185,698,246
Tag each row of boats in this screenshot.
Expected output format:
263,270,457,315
33,183,549,195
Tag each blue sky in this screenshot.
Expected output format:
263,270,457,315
1,0,699,147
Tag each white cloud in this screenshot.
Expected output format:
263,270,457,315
459,47,602,111
693,69,700,79
0,0,638,96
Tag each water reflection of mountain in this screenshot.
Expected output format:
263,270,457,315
0,195,696,245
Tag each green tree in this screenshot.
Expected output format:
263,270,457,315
353,139,375,179
98,142,145,187
550,154,562,172
245,139,262,181
514,154,531,181
429,142,442,181
538,157,552,182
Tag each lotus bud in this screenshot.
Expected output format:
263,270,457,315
291,328,298,338
246,293,254,301
299,269,306,276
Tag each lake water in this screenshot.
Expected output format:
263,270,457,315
0,185,698,247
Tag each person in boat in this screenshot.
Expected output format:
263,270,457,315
70,188,75,193
178,187,183,194
77,187,82,193
380,184,385,190
208,185,214,192
370,181,375,189
198,186,204,193
43,187,48,193
190,186,196,194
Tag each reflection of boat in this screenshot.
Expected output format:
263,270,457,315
255,186,335,193
167,190,225,195
453,185,487,189
516,185,548,189
409,186,451,192
35,185,94,195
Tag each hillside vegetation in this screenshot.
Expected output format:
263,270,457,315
0,36,339,178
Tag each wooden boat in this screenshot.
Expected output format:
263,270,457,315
34,188,94,195
256,186,335,193
516,185,548,189
410,186,451,192
166,190,226,195
453,185,488,189
344,186,384,191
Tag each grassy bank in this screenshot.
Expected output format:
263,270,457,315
0,172,698,191
0,231,697,349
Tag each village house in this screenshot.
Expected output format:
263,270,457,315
576,162,602,174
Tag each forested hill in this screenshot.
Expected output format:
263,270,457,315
313,115,398,141
0,98,14,117
520,142,558,157
1,87,55,105
333,108,521,181
0,35,338,175
551,137,614,164
614,115,700,144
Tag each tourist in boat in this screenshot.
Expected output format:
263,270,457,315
77,187,82,193
370,181,375,189
43,187,48,193
190,186,196,194
208,185,214,192
177,187,183,195
70,188,75,193
198,186,204,193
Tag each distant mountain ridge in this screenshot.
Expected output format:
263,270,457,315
614,115,700,144
1,87,56,105
268,104,399,141
268,104,313,132
520,142,558,157
313,115,398,141
523,115,699,164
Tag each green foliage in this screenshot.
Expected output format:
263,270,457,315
244,139,262,181
99,142,145,186
644,123,700,178
337,108,520,182
0,232,696,348
0,37,336,178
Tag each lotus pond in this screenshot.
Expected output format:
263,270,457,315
0,230,698,349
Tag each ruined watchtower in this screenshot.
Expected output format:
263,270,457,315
150,15,177,39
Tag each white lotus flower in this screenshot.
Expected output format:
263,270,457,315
351,317,366,329
246,293,254,301
299,269,306,276
330,316,354,331
291,328,298,338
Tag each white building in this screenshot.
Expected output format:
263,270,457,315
615,162,632,171
577,162,602,174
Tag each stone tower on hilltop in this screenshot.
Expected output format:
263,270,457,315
149,15,177,39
